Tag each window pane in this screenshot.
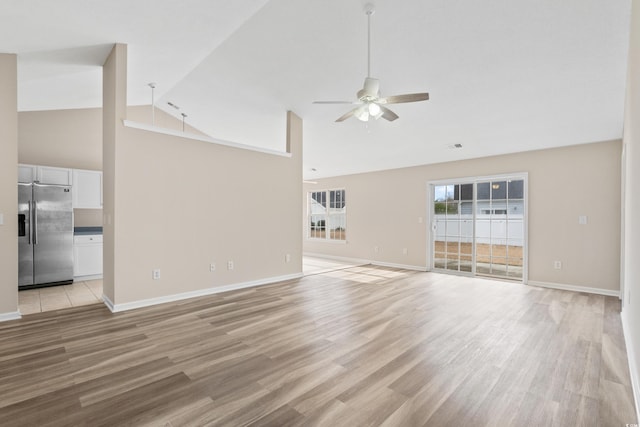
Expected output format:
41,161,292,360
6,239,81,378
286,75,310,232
434,185,447,203
328,214,346,240
330,190,346,209
460,255,472,272
461,183,473,201
508,180,524,199
446,202,459,215
445,185,455,201
491,181,507,200
477,182,490,200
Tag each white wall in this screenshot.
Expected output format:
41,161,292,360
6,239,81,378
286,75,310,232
622,0,640,416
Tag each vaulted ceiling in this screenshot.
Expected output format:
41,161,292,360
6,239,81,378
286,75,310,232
0,0,632,178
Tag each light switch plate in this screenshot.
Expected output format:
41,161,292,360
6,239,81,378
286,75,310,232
0,213,3,225
578,215,588,225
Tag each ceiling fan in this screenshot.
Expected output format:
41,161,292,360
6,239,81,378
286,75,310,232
313,3,429,123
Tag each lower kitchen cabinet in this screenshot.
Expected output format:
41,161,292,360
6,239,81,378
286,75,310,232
74,234,103,279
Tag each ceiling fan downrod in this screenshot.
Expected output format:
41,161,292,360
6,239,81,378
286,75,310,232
365,3,375,78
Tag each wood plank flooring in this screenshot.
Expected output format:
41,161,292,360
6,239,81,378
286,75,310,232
0,266,637,426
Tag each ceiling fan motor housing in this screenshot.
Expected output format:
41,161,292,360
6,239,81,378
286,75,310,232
358,77,380,100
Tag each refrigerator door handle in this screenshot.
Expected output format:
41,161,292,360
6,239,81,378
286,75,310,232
32,200,37,245
27,199,32,244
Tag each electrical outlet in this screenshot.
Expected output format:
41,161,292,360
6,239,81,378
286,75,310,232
402,248,408,255
227,261,234,270
152,269,161,280
285,254,291,263
374,246,379,253
553,261,562,270
210,263,216,272
0,213,4,225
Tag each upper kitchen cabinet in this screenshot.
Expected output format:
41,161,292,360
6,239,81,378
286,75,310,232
72,169,102,209
19,164,72,185
18,164,36,183
37,165,73,185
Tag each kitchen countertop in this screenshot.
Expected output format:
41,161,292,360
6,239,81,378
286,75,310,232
74,226,103,235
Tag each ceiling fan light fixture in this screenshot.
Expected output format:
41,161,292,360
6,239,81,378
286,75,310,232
355,105,370,121
312,2,429,123
368,102,381,116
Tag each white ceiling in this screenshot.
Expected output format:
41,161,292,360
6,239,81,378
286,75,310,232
1,0,632,179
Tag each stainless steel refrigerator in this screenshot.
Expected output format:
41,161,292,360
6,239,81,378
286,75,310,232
18,182,74,290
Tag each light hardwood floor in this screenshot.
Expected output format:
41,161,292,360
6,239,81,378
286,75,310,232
0,266,637,426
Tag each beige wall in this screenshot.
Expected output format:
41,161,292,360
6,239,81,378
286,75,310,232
304,140,622,293
18,103,204,229
18,105,205,171
102,43,126,304
103,44,302,307
0,54,18,316
622,0,640,415
19,108,103,170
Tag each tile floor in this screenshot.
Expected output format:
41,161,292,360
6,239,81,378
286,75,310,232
18,280,103,315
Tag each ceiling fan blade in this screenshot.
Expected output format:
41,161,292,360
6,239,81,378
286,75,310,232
379,105,399,122
335,108,358,122
380,93,429,104
313,100,356,104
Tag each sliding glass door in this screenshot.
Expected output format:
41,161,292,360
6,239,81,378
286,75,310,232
433,183,473,273
475,179,524,279
431,175,526,281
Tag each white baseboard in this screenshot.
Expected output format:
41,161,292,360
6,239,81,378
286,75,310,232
104,273,304,313
527,280,621,297
371,261,427,272
0,311,22,322
303,252,426,272
102,294,115,312
622,309,640,422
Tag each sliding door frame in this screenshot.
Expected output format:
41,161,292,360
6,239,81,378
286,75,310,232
427,172,529,284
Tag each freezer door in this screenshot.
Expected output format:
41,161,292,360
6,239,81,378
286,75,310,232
18,183,33,287
33,183,74,285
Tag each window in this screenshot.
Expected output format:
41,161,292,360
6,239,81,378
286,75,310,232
308,189,346,241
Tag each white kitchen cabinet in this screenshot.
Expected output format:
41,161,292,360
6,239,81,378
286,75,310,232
36,165,73,185
73,234,103,278
18,164,37,183
72,169,102,209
